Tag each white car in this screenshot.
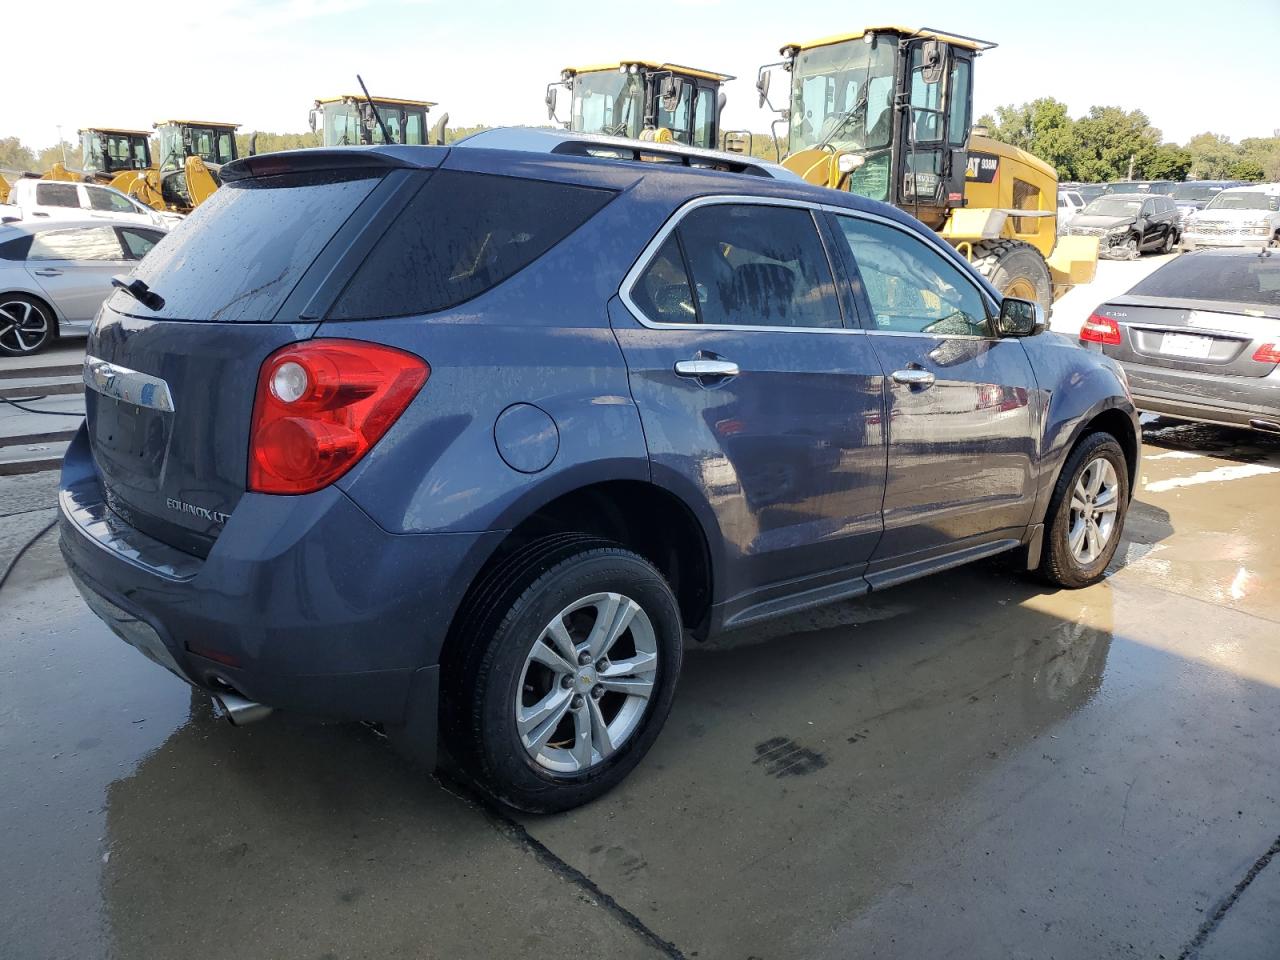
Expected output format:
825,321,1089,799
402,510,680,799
1182,182,1280,250
0,218,168,355
1057,189,1085,231
0,178,183,230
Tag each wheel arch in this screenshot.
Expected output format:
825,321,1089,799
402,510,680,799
440,477,718,672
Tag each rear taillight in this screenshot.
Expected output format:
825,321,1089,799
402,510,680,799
1080,313,1122,346
1252,343,1280,364
248,340,428,495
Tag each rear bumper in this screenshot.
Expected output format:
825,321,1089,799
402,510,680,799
59,424,500,742
1118,360,1280,430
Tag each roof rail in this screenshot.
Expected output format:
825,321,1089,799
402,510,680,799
549,139,774,177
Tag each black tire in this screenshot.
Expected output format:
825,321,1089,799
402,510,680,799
442,535,683,813
970,239,1053,315
1162,229,1176,254
0,293,55,356
1039,432,1130,589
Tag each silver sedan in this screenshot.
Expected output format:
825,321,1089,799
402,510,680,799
0,218,168,355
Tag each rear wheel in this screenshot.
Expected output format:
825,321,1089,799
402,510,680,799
442,536,683,812
970,239,1053,315
1039,432,1130,588
1162,229,1177,254
0,294,54,356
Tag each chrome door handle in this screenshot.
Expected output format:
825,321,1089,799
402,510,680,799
33,268,62,276
892,368,935,387
675,359,739,379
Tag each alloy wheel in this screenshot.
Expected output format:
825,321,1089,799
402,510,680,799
1068,457,1120,566
516,592,657,773
0,299,50,353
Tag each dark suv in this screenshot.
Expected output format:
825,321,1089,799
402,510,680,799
60,130,1139,811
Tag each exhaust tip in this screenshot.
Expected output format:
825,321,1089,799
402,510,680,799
1248,419,1280,434
211,691,274,726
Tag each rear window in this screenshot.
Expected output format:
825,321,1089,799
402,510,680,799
330,171,615,319
113,170,380,321
1130,254,1280,308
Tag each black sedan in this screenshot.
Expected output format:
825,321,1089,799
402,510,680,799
1080,247,1280,433
1065,193,1181,259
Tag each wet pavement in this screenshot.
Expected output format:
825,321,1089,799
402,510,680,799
2,418,1278,960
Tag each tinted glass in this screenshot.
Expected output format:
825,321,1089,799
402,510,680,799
947,60,971,145
693,87,715,149
35,183,80,208
631,235,697,323
672,204,840,328
1129,255,1280,308
655,82,692,144
332,171,614,320
28,227,123,261
835,216,991,335
116,170,380,321
0,235,33,261
118,227,164,260
88,187,136,214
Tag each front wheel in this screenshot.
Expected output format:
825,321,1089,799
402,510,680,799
443,536,683,812
1162,229,1177,254
1039,432,1130,588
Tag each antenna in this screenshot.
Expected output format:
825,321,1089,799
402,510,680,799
357,74,396,145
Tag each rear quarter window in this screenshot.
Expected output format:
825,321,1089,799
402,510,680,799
113,170,381,322
330,171,615,319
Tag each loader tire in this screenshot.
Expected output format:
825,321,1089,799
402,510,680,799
970,239,1053,317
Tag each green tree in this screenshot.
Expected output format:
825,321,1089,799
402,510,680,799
984,98,1079,178
1238,136,1280,181
1146,142,1192,181
1186,132,1240,179
34,142,80,172
1071,106,1161,182
1226,156,1265,181
0,136,36,172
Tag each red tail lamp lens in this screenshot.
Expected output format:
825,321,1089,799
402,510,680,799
1080,313,1122,345
1252,343,1280,364
248,340,428,494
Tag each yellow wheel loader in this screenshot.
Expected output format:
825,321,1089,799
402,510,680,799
1,127,152,203
757,26,1097,310
311,94,446,146
545,61,734,151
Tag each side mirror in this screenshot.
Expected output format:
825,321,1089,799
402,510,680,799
544,85,558,121
997,297,1045,337
660,76,684,114
920,39,948,84
756,69,771,109
308,109,318,134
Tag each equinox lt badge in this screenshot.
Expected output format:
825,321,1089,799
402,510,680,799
165,498,231,524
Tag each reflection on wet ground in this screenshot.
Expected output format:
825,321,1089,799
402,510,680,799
2,418,1278,959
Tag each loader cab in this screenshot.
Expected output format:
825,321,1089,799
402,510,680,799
154,121,240,173
311,96,436,147
547,61,732,151
79,128,152,176
763,26,990,231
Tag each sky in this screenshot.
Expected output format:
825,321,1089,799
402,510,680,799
7,0,1278,152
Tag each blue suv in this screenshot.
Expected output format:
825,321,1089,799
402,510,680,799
60,130,1138,811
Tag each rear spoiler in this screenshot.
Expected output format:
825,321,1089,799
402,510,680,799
220,145,448,183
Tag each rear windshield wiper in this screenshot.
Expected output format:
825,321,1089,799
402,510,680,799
111,275,165,311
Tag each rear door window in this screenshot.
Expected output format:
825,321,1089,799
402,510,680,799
330,171,615,319
115,170,381,321
28,227,125,261
669,203,841,329
35,182,81,208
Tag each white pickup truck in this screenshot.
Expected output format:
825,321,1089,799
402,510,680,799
0,178,183,230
